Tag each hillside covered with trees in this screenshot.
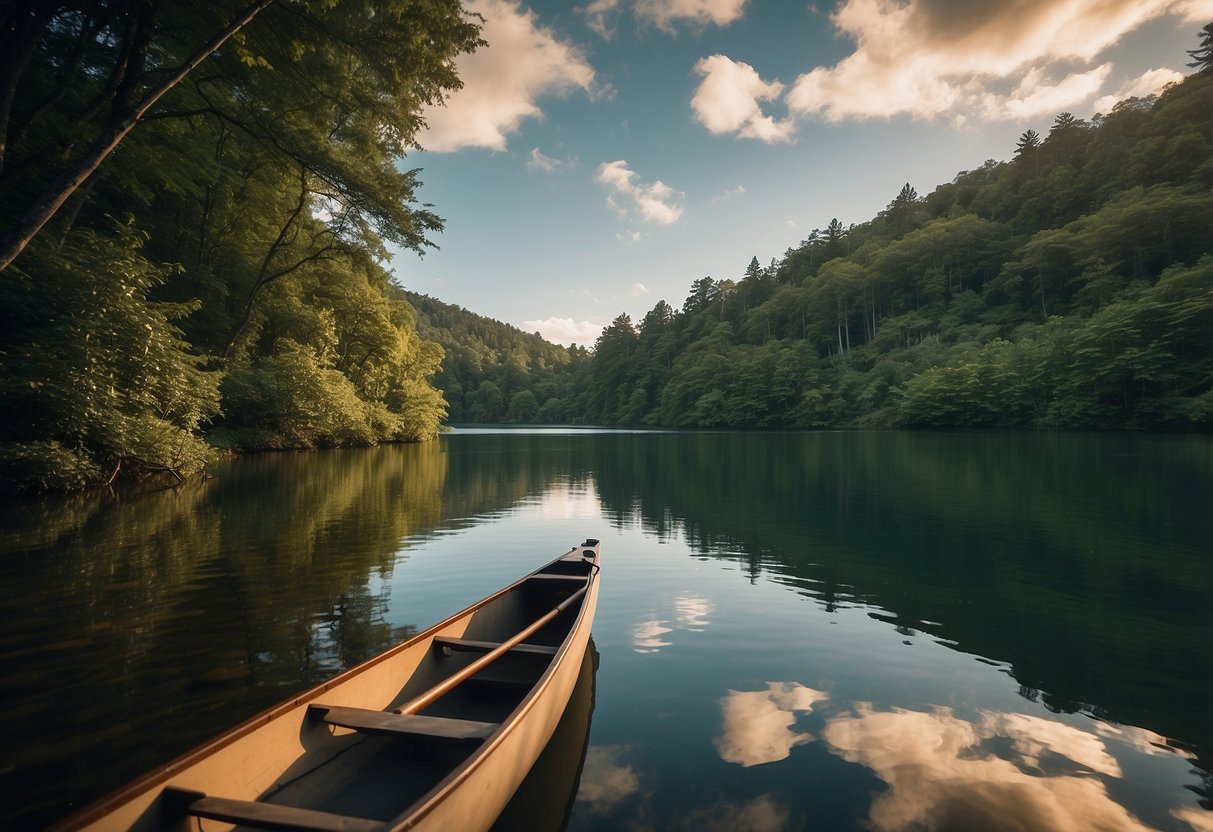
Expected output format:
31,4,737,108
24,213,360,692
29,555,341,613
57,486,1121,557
402,291,588,422
430,63,1213,432
0,1,481,492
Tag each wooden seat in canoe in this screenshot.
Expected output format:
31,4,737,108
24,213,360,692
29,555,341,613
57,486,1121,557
432,636,558,656
308,705,497,742
164,788,381,832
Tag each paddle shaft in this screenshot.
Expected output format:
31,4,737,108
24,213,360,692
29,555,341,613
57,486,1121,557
395,582,589,716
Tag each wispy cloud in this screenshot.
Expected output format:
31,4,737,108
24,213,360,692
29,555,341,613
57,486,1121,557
581,0,748,37
421,0,595,152
596,160,684,225
693,56,795,143
1092,66,1185,114
526,147,577,173
711,185,746,203
523,316,605,345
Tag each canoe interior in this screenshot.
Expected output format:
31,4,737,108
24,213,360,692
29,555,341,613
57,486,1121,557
59,544,600,832
263,574,594,823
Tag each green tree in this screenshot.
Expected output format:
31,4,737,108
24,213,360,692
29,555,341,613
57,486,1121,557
1186,22,1213,73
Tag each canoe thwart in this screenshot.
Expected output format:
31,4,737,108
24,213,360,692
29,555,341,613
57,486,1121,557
162,787,383,832
309,705,498,742
526,573,588,583
432,636,559,656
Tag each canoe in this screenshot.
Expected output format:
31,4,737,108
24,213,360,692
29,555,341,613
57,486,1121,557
57,539,602,832
492,638,597,832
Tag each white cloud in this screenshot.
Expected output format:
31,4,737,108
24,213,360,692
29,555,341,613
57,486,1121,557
617,229,642,243
580,0,622,38
526,147,576,173
820,704,1160,832
711,185,746,203
783,0,1194,123
595,160,684,225
692,56,795,143
716,683,830,767
523,316,604,345
581,0,747,36
978,64,1114,121
577,746,641,814
636,0,748,30
420,0,595,152
631,281,650,295
1092,66,1185,114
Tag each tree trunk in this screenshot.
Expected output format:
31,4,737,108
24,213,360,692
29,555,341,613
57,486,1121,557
0,0,275,272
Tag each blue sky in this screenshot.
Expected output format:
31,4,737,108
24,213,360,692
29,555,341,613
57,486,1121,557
390,0,1208,345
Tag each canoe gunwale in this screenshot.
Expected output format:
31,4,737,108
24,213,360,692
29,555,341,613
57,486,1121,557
54,542,601,832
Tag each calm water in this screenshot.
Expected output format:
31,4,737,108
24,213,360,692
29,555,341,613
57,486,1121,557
1,430,1210,831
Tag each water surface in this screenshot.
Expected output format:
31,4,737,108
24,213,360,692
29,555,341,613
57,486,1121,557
0,430,1209,830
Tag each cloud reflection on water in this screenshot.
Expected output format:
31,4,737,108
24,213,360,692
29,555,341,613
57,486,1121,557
575,745,641,815
713,685,1206,831
822,702,1157,832
715,683,831,767
631,593,713,652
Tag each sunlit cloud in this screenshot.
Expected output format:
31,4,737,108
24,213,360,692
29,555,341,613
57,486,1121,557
631,282,650,296
986,712,1122,777
577,745,642,813
675,593,713,630
632,618,673,652
581,0,748,37
1094,722,1196,760
1093,67,1186,114
421,0,595,152
690,0,1202,137
711,184,746,204
537,481,601,518
637,0,749,31
596,160,684,225
523,316,604,345
1174,806,1213,832
716,683,830,767
820,703,1160,831
693,55,795,143
527,147,576,173
677,795,791,832
784,0,1195,123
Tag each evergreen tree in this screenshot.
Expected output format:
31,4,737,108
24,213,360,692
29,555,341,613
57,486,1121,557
1186,22,1213,73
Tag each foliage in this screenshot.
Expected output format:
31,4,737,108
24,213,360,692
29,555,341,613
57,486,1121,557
430,69,1212,433
0,223,220,490
1,2,478,491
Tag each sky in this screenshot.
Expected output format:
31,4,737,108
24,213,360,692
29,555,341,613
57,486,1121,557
390,0,1211,346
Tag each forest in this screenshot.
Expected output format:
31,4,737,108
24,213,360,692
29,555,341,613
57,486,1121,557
417,59,1213,433
0,1,481,492
2,7,1210,494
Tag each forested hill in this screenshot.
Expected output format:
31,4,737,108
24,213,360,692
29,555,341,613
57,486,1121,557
432,68,1213,432
400,292,588,423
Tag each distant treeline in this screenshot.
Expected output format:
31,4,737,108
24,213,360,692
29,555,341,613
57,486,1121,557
419,67,1213,432
0,2,481,492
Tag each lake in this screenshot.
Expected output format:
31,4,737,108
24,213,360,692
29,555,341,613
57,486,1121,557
1,429,1210,831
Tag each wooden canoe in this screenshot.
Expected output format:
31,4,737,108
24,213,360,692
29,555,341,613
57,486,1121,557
56,539,602,832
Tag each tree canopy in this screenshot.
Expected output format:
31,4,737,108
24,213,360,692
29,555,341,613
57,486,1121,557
1,0,482,491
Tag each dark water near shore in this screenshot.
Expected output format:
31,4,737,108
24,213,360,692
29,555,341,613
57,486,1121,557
1,429,1210,830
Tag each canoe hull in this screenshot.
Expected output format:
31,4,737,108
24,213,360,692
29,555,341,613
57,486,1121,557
58,542,601,832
